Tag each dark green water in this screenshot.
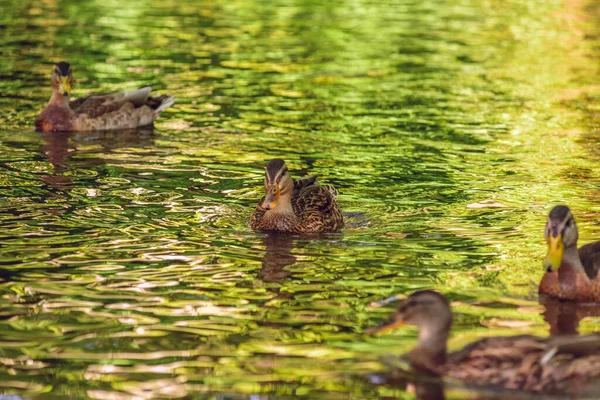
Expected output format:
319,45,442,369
2,0,600,398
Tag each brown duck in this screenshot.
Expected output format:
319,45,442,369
539,205,600,302
369,290,600,394
249,159,344,233
36,61,175,132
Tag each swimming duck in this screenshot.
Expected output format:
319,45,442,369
368,290,600,394
539,205,600,302
35,61,175,132
249,159,344,233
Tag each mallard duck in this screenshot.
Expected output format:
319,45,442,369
35,61,175,132
368,290,600,394
249,159,344,233
539,205,600,302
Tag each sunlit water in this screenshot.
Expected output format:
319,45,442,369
2,0,600,398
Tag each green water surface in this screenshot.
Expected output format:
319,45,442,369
1,0,600,398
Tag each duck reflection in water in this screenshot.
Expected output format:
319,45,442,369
258,233,295,283
368,367,446,400
541,295,600,335
40,127,155,190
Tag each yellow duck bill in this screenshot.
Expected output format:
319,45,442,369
58,76,71,96
544,233,564,272
261,187,279,210
367,316,405,335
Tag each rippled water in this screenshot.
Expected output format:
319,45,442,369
2,0,600,398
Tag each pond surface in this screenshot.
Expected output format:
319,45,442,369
2,0,600,398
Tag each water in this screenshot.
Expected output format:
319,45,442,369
1,0,600,398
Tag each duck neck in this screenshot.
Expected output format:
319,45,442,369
270,193,294,216
559,245,590,290
263,193,297,230
48,90,71,109
561,245,589,280
409,325,448,373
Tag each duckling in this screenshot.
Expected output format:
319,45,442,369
369,290,600,394
249,159,344,233
35,61,174,132
540,205,600,302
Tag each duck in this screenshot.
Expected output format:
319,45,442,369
539,205,600,302
249,158,344,233
368,290,600,394
35,61,175,132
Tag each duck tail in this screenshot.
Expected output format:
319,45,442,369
124,86,152,106
323,185,339,199
148,94,176,117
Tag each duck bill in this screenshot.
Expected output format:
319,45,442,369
544,234,563,272
261,187,280,210
367,316,405,335
58,76,71,97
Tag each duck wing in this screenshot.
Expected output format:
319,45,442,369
447,334,600,393
70,87,174,131
71,87,152,117
447,335,546,366
69,96,91,110
293,175,319,192
542,333,600,361
293,183,343,232
578,241,600,280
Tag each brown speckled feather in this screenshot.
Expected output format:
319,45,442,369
73,96,120,117
293,183,344,232
249,176,316,228
445,334,600,393
578,240,600,280
72,87,159,117
36,63,175,133
70,88,174,131
249,172,344,233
